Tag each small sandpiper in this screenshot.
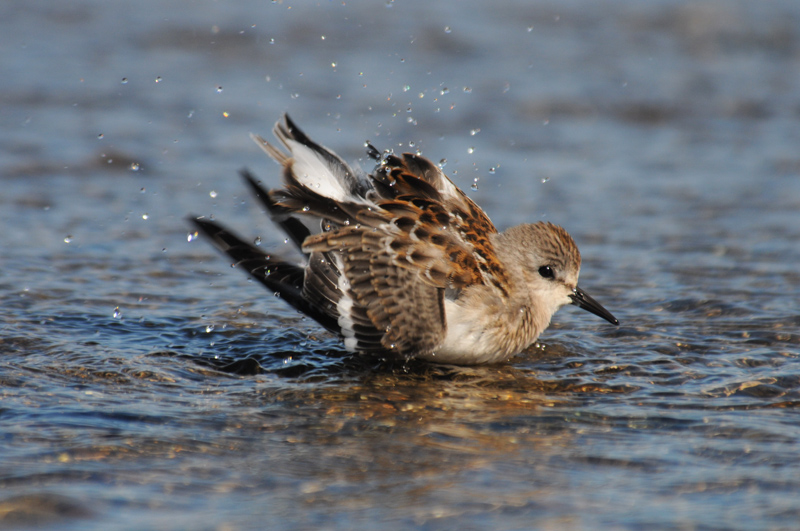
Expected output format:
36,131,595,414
190,114,618,365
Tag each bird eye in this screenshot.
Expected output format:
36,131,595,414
538,265,555,280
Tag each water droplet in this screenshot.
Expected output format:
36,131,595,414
284,238,289,244
302,205,310,212
209,190,218,199
140,187,146,193
254,236,262,246
444,26,452,34
463,86,472,93
471,178,479,191
205,325,215,333
438,158,447,168
97,133,104,139
467,147,474,154
331,62,337,68
187,231,198,242
408,141,415,148
130,162,140,171
403,85,411,92
121,78,128,84
142,213,149,220
489,167,496,174
216,86,223,93
541,176,550,184
113,307,121,319
64,235,72,243
440,87,449,95
155,76,162,83
470,128,480,136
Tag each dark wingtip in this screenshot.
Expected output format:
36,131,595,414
239,168,270,204
281,113,312,146
187,214,216,234
366,142,381,161
283,112,297,132
236,168,310,252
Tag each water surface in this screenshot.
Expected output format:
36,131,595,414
2,0,800,528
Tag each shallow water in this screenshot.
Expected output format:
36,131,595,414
2,0,800,528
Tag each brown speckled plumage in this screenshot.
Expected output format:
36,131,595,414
190,114,618,364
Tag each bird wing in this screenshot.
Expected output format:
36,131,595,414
218,114,511,356
370,152,513,297
294,151,510,356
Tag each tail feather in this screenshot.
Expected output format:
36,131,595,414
188,216,341,334
267,174,375,230
252,114,369,202
239,169,310,252
189,114,418,356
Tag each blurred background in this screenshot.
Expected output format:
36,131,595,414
1,0,799,529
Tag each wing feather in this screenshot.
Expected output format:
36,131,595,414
193,114,513,357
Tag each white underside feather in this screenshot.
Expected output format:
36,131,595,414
286,139,351,202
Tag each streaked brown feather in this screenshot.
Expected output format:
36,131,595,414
192,115,618,363
253,116,518,355
370,152,511,294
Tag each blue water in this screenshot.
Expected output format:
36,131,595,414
2,0,800,528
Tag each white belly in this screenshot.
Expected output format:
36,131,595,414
414,299,516,365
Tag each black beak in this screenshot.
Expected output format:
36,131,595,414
570,286,619,325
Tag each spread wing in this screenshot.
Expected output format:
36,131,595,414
290,151,510,356
196,114,510,358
